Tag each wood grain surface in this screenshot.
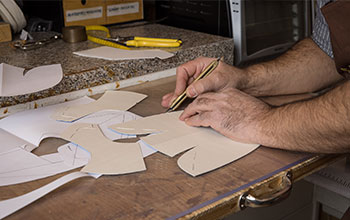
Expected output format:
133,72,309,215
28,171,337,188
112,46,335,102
1,76,326,220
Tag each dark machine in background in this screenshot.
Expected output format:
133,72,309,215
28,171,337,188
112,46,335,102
18,0,312,65
21,1,64,32
156,0,311,65
155,0,232,38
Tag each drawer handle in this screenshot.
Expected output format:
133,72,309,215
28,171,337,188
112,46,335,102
239,171,292,209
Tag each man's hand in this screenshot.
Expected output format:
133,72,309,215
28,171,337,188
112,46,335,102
178,81,350,153
162,38,342,109
161,57,245,108
179,88,271,144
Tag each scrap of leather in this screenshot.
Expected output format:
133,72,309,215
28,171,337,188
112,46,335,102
61,123,146,175
52,91,147,122
321,0,350,79
109,111,259,177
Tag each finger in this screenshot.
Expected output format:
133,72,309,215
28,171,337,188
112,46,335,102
186,76,216,98
162,92,173,101
179,95,216,120
161,92,174,107
161,92,180,108
186,61,223,98
174,57,215,96
184,112,211,127
174,66,190,97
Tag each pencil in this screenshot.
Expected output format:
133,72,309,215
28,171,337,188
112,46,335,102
166,57,222,112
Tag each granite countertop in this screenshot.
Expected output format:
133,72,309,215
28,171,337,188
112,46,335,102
0,23,233,112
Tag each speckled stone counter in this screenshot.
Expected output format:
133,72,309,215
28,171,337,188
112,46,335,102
0,23,233,109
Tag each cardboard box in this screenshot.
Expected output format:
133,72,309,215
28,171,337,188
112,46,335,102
0,23,12,42
62,0,143,27
63,0,106,26
106,0,143,24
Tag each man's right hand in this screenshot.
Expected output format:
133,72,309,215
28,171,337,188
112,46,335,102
161,57,246,108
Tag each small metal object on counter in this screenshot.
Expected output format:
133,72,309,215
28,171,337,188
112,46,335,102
62,26,87,43
12,34,62,50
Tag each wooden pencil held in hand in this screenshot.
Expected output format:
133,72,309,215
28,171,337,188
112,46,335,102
167,57,221,112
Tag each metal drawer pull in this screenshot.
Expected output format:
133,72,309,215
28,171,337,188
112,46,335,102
239,171,292,209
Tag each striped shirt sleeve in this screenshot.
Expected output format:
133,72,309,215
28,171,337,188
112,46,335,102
311,0,334,58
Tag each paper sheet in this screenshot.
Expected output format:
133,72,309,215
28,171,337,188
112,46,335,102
0,96,144,146
138,140,157,158
111,112,199,156
73,46,174,60
0,63,63,96
176,129,259,176
61,123,146,175
0,171,96,219
110,111,259,176
0,96,93,146
0,128,36,153
0,140,157,219
0,109,154,185
52,90,147,122
0,91,155,217
77,109,142,140
0,143,90,186
0,136,156,219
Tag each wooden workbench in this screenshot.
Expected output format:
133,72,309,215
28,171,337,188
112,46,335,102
0,76,341,220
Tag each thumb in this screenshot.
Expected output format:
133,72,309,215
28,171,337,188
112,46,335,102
186,77,216,97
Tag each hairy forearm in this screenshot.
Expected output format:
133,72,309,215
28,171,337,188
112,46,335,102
257,81,350,153
241,38,343,96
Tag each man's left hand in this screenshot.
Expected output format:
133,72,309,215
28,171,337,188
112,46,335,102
179,88,271,144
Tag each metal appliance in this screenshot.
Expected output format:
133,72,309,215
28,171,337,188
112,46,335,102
156,0,312,65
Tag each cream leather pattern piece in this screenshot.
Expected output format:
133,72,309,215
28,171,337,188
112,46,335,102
109,111,259,177
52,90,147,122
61,123,146,175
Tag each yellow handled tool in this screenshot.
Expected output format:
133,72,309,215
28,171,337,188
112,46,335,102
125,38,182,47
118,36,182,47
85,25,130,50
85,25,182,49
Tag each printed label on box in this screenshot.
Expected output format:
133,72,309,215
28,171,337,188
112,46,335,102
107,2,139,17
66,6,103,22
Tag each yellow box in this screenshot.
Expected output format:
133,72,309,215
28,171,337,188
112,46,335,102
0,23,12,42
62,0,143,27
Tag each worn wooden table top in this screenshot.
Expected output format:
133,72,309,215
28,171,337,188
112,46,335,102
0,76,339,220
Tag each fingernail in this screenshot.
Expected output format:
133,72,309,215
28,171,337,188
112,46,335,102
179,113,186,121
163,93,172,100
187,87,198,97
170,95,177,104
179,115,184,121
184,118,192,126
